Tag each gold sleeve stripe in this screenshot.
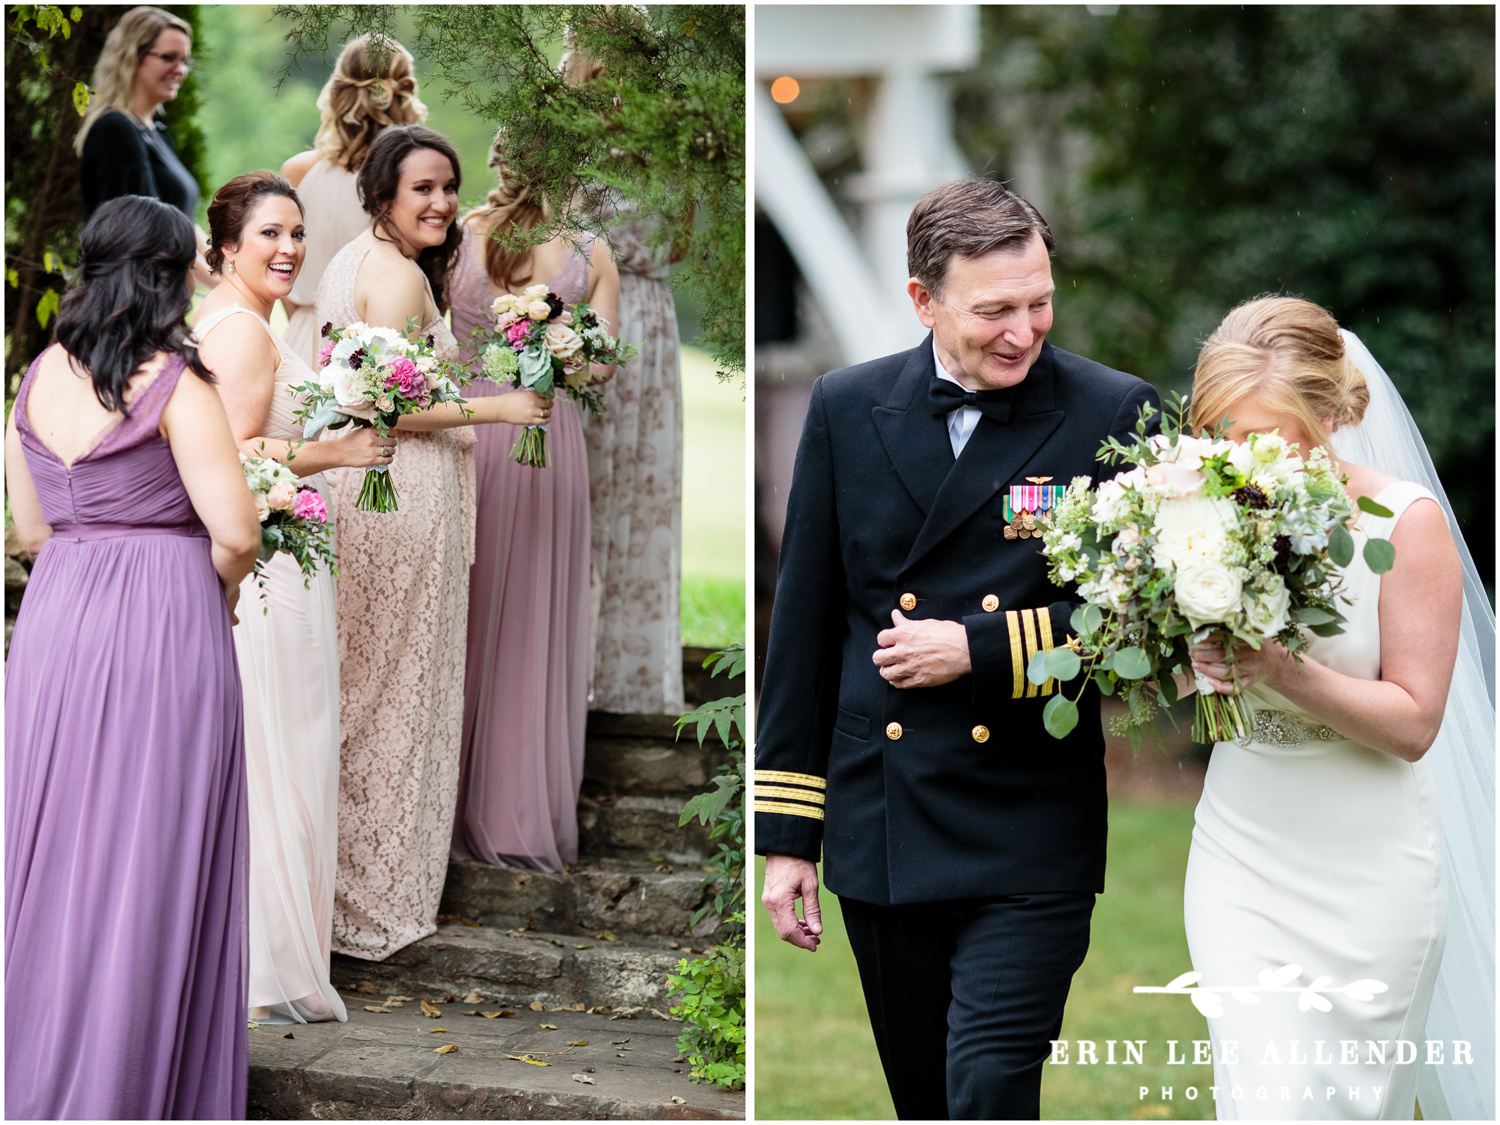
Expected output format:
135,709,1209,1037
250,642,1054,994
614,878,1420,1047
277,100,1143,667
1006,610,1025,699
757,785,825,806
1021,609,1041,699
754,799,826,822
753,770,826,790
1034,608,1056,696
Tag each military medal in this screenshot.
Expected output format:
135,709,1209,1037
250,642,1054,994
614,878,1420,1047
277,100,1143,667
1003,476,1067,540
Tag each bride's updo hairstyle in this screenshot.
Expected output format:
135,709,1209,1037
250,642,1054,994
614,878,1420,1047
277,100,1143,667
313,35,427,174
358,124,463,311
465,128,548,292
205,171,304,274
53,195,213,414
1188,295,1370,448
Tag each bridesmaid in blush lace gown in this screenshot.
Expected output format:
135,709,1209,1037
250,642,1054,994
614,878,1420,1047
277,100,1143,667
448,140,620,871
4,197,261,1118
315,126,552,960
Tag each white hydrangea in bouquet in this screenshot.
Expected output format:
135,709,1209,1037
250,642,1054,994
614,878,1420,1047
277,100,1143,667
475,282,638,468
1036,393,1395,748
240,452,336,606
289,320,469,512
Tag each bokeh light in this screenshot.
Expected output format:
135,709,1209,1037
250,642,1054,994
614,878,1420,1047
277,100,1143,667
770,76,800,104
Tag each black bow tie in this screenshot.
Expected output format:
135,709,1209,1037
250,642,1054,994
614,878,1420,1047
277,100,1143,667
928,377,1015,424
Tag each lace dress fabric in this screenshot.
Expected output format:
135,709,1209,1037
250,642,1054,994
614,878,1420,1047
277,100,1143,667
581,202,685,713
446,230,591,871
283,161,366,369
316,229,477,960
195,304,346,1023
1183,482,1446,1119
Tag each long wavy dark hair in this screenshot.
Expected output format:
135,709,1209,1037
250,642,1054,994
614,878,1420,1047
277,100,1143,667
53,195,212,414
357,124,462,310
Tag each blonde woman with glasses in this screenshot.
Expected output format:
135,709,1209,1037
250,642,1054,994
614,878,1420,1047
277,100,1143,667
279,35,428,369
76,5,211,286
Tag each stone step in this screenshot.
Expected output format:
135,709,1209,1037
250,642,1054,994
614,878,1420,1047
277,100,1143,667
578,794,712,864
439,858,720,940
249,990,744,1119
329,923,714,1012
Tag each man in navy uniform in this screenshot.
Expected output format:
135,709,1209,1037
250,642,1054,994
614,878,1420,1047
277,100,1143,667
756,180,1159,1120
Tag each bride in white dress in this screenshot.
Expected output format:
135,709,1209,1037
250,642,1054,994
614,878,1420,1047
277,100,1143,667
194,172,396,1022
1178,297,1493,1120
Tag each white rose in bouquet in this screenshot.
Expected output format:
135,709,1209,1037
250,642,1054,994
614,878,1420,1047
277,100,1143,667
252,492,271,523
1243,573,1292,636
333,369,370,409
1144,460,1207,497
527,299,553,322
1153,494,1236,569
522,283,550,301
490,293,520,316
544,323,584,362
1175,560,1244,627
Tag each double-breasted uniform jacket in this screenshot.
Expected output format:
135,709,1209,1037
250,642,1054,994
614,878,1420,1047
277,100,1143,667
754,336,1160,906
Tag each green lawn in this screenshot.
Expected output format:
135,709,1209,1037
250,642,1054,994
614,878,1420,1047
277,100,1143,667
681,344,745,647
754,803,1216,1120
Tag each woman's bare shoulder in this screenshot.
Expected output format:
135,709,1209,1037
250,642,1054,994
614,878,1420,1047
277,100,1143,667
280,149,320,188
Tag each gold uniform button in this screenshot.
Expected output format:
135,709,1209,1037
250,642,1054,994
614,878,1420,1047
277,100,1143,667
899,592,917,611
982,594,1000,613
886,721,903,741
972,724,991,743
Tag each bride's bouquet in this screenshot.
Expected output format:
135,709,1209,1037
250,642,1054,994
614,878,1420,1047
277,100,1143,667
291,321,468,512
473,283,637,468
1037,394,1395,747
241,453,337,604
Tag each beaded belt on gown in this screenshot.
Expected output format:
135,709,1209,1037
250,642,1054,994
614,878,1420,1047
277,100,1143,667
1243,708,1343,746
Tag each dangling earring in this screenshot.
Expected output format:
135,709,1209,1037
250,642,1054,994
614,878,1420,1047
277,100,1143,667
226,260,236,275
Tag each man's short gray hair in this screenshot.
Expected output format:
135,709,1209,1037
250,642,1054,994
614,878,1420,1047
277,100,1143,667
906,180,1055,298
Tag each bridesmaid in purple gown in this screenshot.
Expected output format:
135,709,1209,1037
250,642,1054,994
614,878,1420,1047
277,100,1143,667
4,196,261,1119
448,137,620,872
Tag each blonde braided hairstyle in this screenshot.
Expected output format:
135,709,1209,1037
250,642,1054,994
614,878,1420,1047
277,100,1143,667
313,35,427,173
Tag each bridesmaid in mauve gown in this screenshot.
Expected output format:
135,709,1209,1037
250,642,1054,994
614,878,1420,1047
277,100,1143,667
4,196,262,1119
448,140,621,872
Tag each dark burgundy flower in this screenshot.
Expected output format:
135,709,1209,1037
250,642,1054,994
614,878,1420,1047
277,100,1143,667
321,321,333,338
545,293,565,320
425,334,435,349
348,349,365,370
1232,484,1269,510
1272,535,1291,571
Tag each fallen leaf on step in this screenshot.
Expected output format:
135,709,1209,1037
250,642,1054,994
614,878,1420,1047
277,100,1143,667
247,1021,260,1029
442,993,458,1003
656,864,673,874
611,1039,630,1045
387,994,413,1002
598,931,618,942
507,1054,550,1066
457,918,480,928
572,1073,595,1084
428,1028,447,1033
363,1006,391,1014
583,1066,595,1073
463,990,484,1003
574,944,594,950
591,1006,608,1014
434,1044,459,1054
549,1005,572,1012
529,1001,545,1011
420,1000,443,1019
283,1033,294,1040
567,1040,590,1047
574,1003,585,1011
540,1023,558,1029
355,981,378,994
671,1096,686,1105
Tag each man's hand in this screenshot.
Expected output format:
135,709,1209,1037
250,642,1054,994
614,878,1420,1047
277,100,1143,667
761,854,823,952
872,609,972,688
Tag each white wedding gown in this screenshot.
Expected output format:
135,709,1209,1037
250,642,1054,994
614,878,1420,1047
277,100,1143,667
198,304,348,1024
1183,481,1445,1120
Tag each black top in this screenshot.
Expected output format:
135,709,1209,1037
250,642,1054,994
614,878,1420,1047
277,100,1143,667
753,337,1160,906
80,108,199,221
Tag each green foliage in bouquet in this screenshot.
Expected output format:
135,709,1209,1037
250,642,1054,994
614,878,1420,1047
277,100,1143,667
1037,393,1394,749
668,645,746,1090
